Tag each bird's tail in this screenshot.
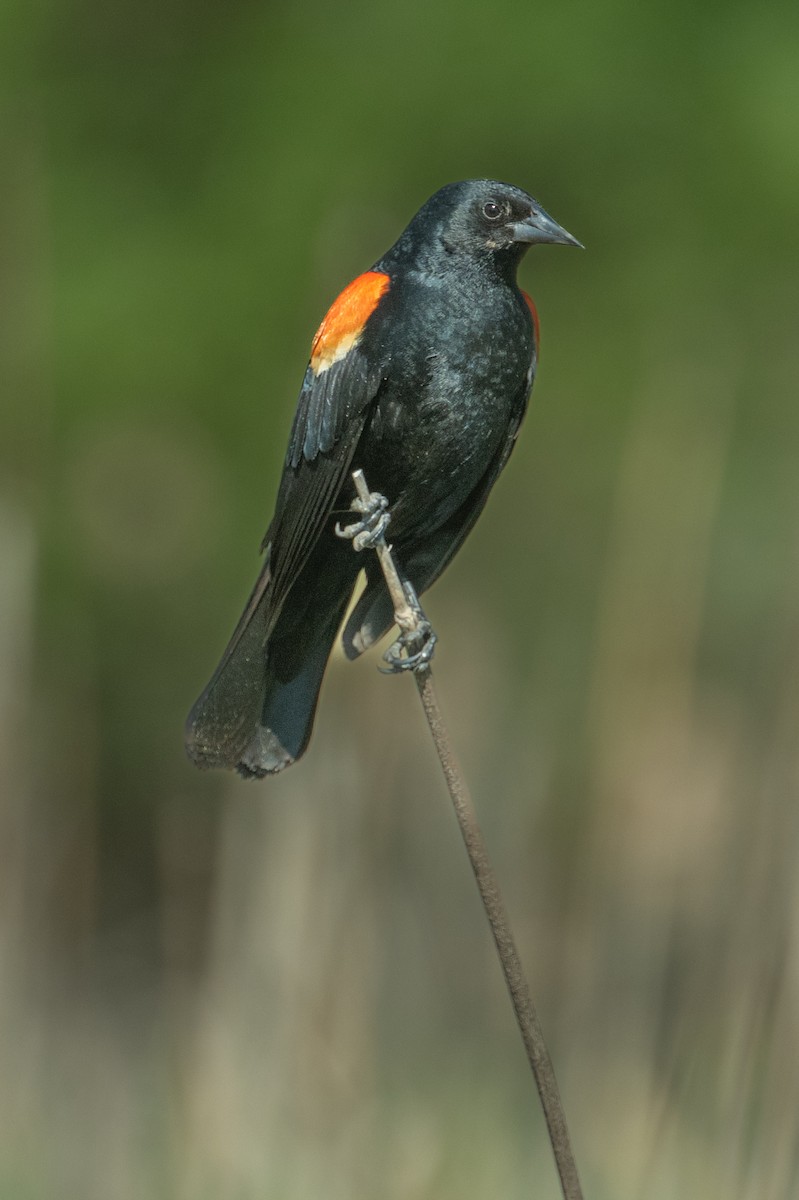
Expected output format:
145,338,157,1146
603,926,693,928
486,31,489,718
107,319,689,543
185,543,358,777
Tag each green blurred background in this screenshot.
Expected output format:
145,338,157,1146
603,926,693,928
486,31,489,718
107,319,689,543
2,0,798,1195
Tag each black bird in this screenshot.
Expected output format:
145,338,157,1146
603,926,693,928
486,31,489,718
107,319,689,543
186,180,580,777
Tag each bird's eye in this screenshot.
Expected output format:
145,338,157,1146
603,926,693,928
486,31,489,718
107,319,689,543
482,200,502,221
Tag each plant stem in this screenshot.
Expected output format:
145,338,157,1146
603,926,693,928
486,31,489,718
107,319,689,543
348,469,584,1200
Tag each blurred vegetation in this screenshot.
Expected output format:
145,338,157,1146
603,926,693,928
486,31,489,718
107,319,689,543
1,0,798,1195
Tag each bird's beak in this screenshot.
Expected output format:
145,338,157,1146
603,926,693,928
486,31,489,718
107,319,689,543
512,207,583,248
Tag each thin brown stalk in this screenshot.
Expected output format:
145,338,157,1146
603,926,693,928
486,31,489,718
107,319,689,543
348,468,584,1200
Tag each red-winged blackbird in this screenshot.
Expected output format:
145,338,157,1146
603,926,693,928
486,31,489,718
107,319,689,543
186,180,580,777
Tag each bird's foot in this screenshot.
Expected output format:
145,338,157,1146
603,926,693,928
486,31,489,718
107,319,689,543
381,622,437,673
335,490,390,551
380,582,437,674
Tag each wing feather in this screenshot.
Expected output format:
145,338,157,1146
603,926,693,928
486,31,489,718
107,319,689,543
186,334,386,770
268,348,384,610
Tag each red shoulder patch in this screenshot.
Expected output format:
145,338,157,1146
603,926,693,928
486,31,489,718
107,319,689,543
310,271,390,375
521,290,540,350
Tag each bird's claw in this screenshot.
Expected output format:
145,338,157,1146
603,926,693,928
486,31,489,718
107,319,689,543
335,490,391,551
379,581,437,674
380,621,437,674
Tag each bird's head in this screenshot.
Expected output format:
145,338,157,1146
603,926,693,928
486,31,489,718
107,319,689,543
398,179,582,274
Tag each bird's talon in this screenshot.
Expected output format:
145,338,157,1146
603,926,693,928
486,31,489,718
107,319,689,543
335,491,391,551
353,491,387,515
334,518,359,539
353,511,391,551
379,621,437,674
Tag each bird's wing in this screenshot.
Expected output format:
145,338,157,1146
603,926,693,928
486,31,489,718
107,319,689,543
265,271,391,609
184,272,391,769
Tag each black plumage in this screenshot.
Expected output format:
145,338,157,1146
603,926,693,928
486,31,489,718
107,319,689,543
185,180,579,776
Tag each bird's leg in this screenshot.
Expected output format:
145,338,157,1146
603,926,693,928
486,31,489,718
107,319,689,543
379,580,437,674
337,471,437,674
334,489,391,551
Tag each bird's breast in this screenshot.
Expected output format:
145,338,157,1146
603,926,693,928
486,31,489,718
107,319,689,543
359,282,532,536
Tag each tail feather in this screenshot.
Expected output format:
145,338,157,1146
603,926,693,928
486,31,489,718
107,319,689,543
185,543,359,777
185,557,274,771
237,591,351,776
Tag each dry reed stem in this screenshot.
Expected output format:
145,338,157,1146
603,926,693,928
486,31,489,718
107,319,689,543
348,468,585,1200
